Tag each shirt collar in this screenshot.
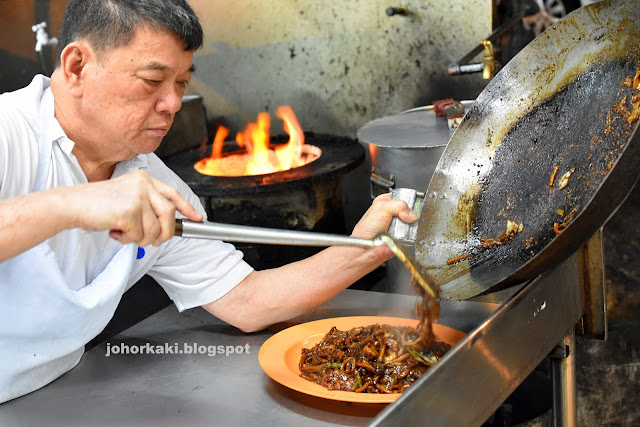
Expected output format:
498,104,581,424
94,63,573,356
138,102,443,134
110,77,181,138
41,87,70,153
117,154,150,173
49,116,74,155
44,88,150,173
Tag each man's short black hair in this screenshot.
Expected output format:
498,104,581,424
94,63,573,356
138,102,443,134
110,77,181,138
57,0,203,64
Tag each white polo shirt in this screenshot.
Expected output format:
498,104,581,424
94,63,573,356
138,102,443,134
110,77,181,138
0,76,254,403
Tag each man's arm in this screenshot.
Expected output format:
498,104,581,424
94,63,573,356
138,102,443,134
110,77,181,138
0,170,203,263
202,193,418,332
0,186,75,262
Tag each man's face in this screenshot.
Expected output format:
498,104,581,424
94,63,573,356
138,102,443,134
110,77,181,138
79,26,195,160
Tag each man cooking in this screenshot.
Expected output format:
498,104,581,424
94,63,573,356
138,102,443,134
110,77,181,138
0,0,417,403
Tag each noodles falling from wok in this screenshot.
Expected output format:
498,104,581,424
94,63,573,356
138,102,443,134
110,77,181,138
299,262,445,394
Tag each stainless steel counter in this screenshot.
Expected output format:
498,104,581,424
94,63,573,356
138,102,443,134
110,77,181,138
0,289,497,426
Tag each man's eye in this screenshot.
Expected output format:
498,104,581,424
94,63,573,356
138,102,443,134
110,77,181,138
145,79,162,86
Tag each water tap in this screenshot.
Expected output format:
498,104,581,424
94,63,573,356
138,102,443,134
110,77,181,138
32,22,58,53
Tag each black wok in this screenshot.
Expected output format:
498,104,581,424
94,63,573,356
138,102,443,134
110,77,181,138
416,0,640,300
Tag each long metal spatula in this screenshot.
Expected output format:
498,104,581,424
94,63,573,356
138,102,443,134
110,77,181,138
174,219,436,297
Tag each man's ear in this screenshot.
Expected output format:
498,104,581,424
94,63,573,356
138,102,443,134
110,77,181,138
58,41,93,98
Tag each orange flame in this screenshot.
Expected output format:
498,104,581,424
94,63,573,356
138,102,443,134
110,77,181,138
194,106,321,177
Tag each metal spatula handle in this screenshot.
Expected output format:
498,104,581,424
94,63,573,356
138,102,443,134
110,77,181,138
175,219,378,249
175,219,437,297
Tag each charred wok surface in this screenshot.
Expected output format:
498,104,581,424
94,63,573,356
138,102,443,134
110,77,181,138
467,61,639,279
431,61,640,296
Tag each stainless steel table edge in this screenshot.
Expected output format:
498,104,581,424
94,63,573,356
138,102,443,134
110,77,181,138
370,253,583,426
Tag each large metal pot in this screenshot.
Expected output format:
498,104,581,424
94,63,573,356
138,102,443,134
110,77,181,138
358,101,474,197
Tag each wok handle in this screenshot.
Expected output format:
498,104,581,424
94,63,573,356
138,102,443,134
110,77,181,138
175,219,378,249
389,188,424,245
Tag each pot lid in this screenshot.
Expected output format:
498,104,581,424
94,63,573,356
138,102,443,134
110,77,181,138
357,100,474,149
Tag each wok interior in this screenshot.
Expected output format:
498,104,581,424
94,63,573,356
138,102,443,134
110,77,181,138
415,0,640,300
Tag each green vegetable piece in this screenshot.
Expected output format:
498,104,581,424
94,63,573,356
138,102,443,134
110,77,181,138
409,348,438,366
352,374,363,391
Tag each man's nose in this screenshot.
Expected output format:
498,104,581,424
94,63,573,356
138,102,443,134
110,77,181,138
157,86,183,114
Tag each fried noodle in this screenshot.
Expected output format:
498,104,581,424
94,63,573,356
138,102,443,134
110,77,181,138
298,321,450,393
299,250,448,394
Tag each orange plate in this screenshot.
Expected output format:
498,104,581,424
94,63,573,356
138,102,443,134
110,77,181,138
259,316,466,403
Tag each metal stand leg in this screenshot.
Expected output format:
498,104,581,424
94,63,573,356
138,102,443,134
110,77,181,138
551,329,577,427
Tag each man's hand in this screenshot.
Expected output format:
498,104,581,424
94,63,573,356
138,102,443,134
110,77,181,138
68,170,202,247
350,192,418,261
0,170,202,263
351,193,418,239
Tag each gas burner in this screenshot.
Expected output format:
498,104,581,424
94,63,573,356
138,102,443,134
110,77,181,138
163,133,364,268
165,132,363,197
